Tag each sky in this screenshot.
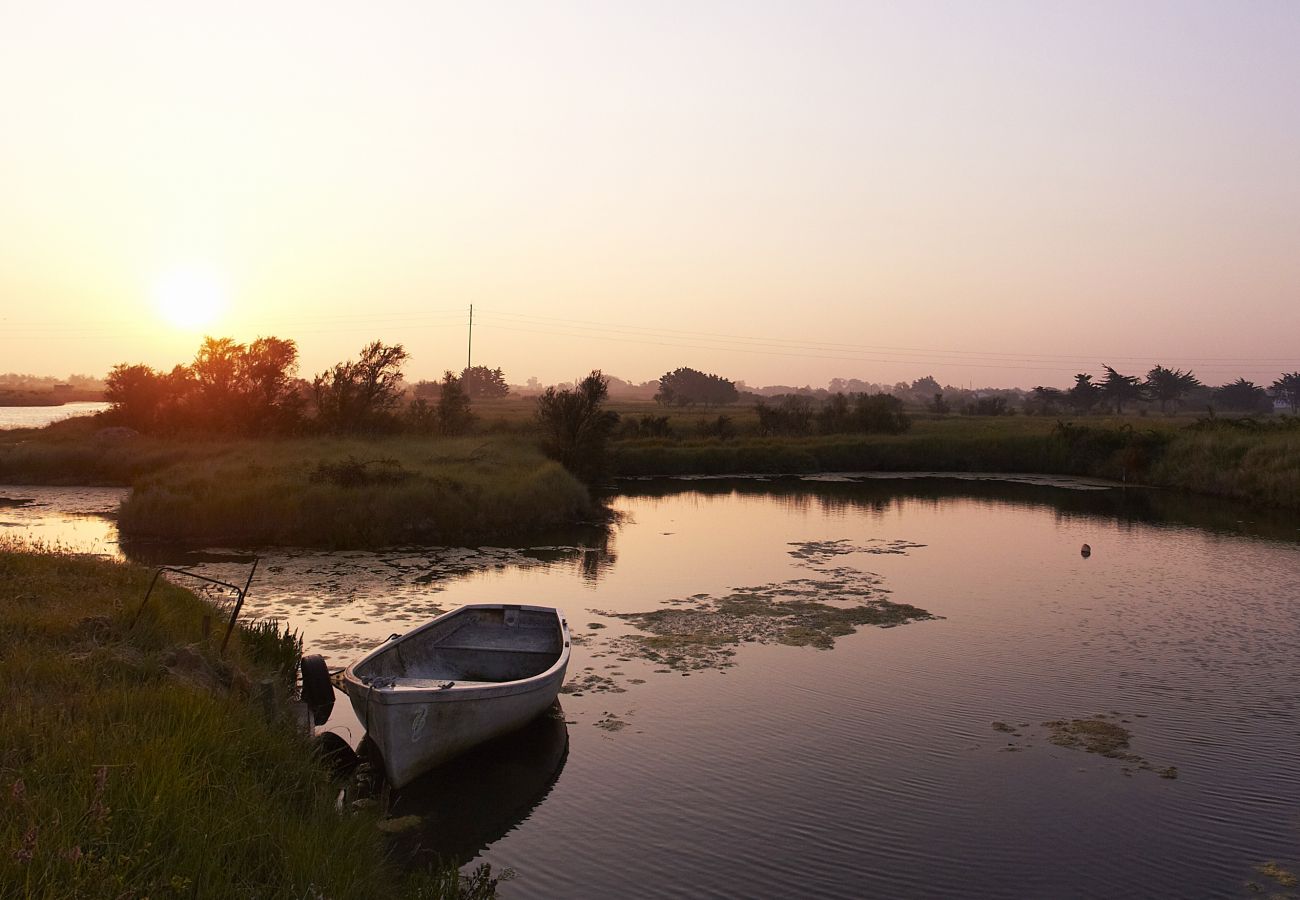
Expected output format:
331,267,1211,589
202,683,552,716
3,0,1299,389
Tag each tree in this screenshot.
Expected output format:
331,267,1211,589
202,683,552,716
655,367,739,407
1067,373,1102,413
459,365,509,400
817,393,852,433
536,371,620,482
1100,365,1144,415
927,392,951,414
436,371,475,435
104,364,168,430
1270,372,1300,414
1026,386,1066,416
105,336,303,434
190,337,246,430
756,395,814,436
854,393,910,433
1144,365,1200,414
313,341,410,433
1214,378,1271,414
240,336,303,432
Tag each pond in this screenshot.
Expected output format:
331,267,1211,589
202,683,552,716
2,476,1298,898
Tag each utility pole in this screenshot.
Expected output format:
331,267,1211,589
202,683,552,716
467,304,473,371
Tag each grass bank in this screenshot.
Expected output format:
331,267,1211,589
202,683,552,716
611,416,1300,511
0,540,492,899
0,416,223,486
117,437,595,549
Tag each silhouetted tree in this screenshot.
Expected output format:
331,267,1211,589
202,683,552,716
1100,365,1144,414
459,365,509,400
240,337,304,433
1067,373,1102,413
927,392,951,414
436,371,475,435
313,341,409,433
756,395,814,435
854,393,910,432
817,392,852,433
1270,372,1300,414
105,336,303,434
655,367,739,407
403,397,438,434
1144,365,1200,414
1214,378,1271,413
190,337,245,429
964,396,1009,416
1026,386,1066,416
536,371,620,482
104,364,168,431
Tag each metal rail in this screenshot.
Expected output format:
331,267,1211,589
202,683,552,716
130,559,260,654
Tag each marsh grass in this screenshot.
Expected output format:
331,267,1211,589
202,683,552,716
6,412,1297,526
611,415,1300,510
0,539,489,899
117,437,594,548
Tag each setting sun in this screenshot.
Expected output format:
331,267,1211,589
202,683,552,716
153,267,226,331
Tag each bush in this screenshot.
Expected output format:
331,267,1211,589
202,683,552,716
535,371,620,482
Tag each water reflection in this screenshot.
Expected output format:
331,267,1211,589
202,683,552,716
382,707,570,867
616,475,1300,544
7,476,1300,897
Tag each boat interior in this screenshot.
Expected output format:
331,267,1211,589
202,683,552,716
355,606,565,685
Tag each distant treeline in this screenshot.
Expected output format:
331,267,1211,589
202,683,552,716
0,372,106,405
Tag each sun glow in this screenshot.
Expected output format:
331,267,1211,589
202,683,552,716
153,267,226,331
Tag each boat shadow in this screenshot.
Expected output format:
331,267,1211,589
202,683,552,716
317,690,570,866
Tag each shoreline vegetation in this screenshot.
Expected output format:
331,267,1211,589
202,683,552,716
0,539,493,899
0,409,1297,552
0,333,1295,549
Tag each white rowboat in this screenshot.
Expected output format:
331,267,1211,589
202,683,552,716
342,604,570,788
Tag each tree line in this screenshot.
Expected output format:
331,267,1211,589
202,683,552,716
104,337,513,436
1025,366,1299,417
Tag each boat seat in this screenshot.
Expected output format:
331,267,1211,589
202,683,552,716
434,645,558,655
389,678,499,690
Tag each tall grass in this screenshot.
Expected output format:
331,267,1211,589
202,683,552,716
118,437,595,548
611,416,1300,510
0,539,491,898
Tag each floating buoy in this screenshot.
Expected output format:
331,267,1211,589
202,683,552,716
1080,543,1092,558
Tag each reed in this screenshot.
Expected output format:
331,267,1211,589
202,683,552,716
0,538,491,898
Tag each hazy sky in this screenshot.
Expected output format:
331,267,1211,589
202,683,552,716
3,1,1298,388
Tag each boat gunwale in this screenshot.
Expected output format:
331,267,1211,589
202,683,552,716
341,603,570,706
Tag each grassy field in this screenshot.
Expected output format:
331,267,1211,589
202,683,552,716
0,539,493,899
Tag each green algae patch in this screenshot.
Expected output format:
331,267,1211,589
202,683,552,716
1257,861,1299,889
607,593,937,671
994,713,1178,780
1044,718,1134,758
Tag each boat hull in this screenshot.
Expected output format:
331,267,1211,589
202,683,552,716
342,605,569,788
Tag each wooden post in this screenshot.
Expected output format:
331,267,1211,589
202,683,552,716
258,679,276,721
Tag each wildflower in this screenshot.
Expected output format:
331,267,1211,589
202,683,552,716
9,779,25,804
14,825,37,864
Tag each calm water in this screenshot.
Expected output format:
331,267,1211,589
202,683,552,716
2,477,1298,898
0,401,111,429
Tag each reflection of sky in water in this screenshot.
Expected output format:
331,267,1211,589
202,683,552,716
6,479,1300,898
0,402,111,429
0,485,124,556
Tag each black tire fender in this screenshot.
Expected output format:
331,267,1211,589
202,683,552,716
300,654,335,724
